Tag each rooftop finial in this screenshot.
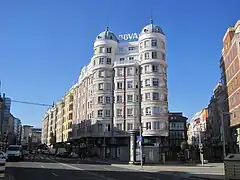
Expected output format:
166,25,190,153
106,15,109,31
150,16,153,24
150,8,153,24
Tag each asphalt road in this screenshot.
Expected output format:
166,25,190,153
5,154,194,180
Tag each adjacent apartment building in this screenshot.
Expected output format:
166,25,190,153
187,108,208,147
220,20,240,152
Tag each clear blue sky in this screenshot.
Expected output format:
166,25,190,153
0,0,239,128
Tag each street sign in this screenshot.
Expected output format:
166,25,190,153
137,136,142,147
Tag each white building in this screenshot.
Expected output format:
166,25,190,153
71,20,168,160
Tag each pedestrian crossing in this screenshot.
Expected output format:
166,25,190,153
24,155,59,161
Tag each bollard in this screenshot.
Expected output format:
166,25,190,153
0,158,6,178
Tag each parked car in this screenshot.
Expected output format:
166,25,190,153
6,145,24,161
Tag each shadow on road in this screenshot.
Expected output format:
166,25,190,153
22,155,113,165
6,166,224,180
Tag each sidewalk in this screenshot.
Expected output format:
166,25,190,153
110,163,225,180
83,158,225,180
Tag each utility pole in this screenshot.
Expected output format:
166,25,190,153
199,131,204,165
138,65,143,168
221,110,226,159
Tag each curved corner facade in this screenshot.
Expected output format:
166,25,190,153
74,23,168,138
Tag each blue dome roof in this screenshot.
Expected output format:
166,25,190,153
141,23,165,35
96,27,119,42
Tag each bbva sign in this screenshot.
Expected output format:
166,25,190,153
118,33,139,41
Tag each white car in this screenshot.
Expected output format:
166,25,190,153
6,145,23,161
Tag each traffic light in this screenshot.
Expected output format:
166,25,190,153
200,147,204,154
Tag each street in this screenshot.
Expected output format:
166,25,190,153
5,154,195,180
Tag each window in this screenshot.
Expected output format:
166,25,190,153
153,92,159,100
152,40,157,47
116,123,122,130
146,107,151,115
140,54,143,60
153,121,160,129
162,53,166,61
99,70,104,77
117,68,123,76
152,107,160,115
117,82,123,89
105,110,110,117
152,65,158,72
144,40,149,48
106,96,111,104
227,56,230,64
127,67,133,76
127,95,133,102
164,94,168,101
106,58,111,64
98,110,103,117
127,108,133,116
127,81,133,89
107,47,112,53
99,58,104,64
116,95,122,103
145,52,149,59
106,70,111,77
153,78,159,86
119,48,124,52
98,96,103,104
145,93,150,100
145,65,150,72
146,122,151,130
99,47,104,53
129,56,134,60
120,58,124,62
152,51,157,59
129,47,135,51
117,109,122,117
127,123,133,130
145,79,150,86
98,83,103,90
106,83,111,90
69,113,73,120
161,41,165,49
140,42,143,49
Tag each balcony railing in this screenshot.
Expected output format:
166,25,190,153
114,59,139,66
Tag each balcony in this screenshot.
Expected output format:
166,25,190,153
114,60,139,67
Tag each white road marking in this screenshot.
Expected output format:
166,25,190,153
41,165,44,168
52,172,58,176
103,168,111,171
48,158,116,180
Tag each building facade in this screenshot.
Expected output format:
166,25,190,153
168,112,187,147
219,20,240,152
13,117,22,144
187,108,208,147
42,20,168,161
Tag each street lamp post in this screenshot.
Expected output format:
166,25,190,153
221,111,232,159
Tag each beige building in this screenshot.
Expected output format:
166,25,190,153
42,86,75,145
55,99,64,143
62,88,74,142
